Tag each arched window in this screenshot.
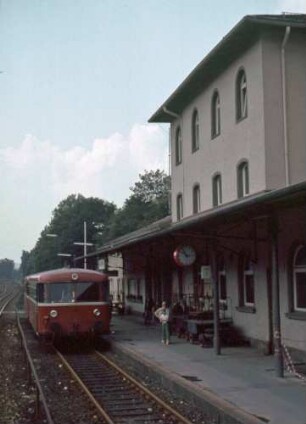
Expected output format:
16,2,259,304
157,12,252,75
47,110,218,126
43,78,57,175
212,173,222,207
293,245,306,311
175,127,182,165
193,184,200,214
192,109,199,152
211,90,221,138
237,160,249,198
176,193,183,221
236,69,247,121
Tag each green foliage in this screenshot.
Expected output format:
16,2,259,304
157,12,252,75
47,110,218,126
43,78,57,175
0,258,15,281
130,169,170,203
20,250,32,278
22,194,116,275
100,170,170,241
19,170,170,275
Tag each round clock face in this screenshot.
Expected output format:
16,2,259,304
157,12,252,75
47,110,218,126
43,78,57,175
173,245,196,267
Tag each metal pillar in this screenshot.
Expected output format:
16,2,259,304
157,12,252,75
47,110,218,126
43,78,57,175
212,245,221,355
271,216,284,378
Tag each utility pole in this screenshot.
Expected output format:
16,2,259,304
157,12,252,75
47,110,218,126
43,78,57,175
74,221,93,269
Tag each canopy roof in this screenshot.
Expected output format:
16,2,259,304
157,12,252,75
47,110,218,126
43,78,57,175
87,181,306,257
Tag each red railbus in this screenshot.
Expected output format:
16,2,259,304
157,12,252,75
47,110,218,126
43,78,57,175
24,268,111,341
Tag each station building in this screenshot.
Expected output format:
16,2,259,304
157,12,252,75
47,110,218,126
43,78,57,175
82,14,306,364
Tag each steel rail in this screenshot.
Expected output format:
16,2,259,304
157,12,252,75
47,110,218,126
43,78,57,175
0,288,20,317
95,350,193,424
55,349,114,424
16,312,55,424
0,283,7,296
56,347,193,424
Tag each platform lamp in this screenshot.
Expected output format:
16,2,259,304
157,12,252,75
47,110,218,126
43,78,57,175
46,233,60,267
57,253,73,268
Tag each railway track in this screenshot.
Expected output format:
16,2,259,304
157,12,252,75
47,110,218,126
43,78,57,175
56,349,193,424
0,283,20,316
17,313,55,424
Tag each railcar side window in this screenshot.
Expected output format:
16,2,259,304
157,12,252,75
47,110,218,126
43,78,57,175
27,281,37,300
37,283,44,302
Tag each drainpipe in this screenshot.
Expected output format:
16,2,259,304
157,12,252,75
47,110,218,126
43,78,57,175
163,106,179,120
163,106,181,217
281,26,291,186
168,127,172,214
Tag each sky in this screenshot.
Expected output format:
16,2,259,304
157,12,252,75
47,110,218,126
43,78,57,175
0,0,305,263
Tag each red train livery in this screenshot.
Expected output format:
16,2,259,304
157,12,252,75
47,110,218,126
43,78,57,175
24,268,111,340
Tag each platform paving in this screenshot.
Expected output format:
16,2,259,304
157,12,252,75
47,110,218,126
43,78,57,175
108,314,306,424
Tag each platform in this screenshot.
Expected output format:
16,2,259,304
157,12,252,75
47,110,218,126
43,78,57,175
107,314,306,424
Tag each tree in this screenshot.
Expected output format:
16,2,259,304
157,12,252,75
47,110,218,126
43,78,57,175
22,171,170,273
0,258,15,281
101,170,170,241
130,170,170,203
26,194,116,273
20,250,32,278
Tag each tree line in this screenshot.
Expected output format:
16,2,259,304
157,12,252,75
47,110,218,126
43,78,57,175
17,169,170,277
0,258,17,281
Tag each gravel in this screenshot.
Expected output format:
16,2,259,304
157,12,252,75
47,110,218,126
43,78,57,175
1,306,105,424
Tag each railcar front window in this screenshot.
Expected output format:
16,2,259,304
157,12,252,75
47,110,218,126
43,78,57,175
42,281,101,303
75,282,100,302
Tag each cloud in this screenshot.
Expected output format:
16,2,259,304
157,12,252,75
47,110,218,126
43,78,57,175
0,123,168,205
0,124,168,261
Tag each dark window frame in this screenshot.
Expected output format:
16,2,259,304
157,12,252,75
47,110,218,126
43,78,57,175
292,245,306,312
212,173,222,207
237,253,256,312
192,109,200,152
176,193,183,221
211,90,221,139
236,68,248,122
192,184,201,214
237,160,250,198
175,126,182,165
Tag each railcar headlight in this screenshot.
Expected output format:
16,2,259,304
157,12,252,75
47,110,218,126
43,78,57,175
93,308,101,317
49,309,58,318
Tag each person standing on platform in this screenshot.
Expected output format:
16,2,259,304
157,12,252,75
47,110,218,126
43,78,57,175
154,301,171,345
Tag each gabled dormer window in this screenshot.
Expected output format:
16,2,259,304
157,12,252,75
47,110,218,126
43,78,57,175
192,109,199,152
175,127,182,165
236,69,247,121
211,90,220,138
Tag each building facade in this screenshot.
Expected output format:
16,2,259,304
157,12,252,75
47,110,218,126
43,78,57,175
148,14,306,360
87,15,306,364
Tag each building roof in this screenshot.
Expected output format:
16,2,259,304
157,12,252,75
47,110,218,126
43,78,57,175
149,14,306,123
88,181,306,257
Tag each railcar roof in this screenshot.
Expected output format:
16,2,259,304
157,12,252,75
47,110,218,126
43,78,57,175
25,268,108,283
